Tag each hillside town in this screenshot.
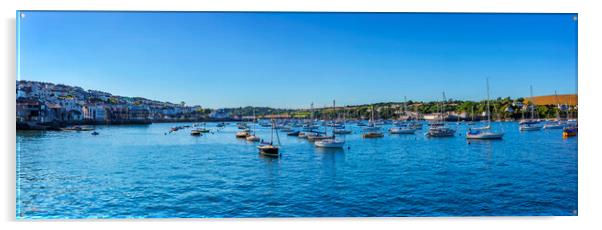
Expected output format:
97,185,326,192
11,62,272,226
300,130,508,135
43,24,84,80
16,80,217,130
16,80,578,131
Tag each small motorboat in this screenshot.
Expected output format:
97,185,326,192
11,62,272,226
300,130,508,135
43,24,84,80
425,127,456,137
362,132,384,138
190,129,202,136
91,131,99,135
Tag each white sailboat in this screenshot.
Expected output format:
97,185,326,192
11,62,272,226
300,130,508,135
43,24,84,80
246,109,261,142
333,107,352,134
362,105,384,138
543,91,566,129
466,78,504,139
315,100,345,148
425,92,456,137
390,96,416,134
519,85,543,131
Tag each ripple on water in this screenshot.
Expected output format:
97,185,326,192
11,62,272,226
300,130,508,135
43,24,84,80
16,122,577,218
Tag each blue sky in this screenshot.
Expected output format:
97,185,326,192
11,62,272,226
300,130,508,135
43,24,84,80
17,12,577,109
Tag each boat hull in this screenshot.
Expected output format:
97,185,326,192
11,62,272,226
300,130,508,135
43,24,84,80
466,132,503,139
314,140,345,148
362,132,384,138
257,145,279,156
425,128,456,137
543,124,565,129
190,132,202,136
389,128,415,134
246,135,260,142
519,125,542,131
235,132,249,138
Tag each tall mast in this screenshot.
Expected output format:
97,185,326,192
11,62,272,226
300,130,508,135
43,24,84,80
442,92,447,123
530,85,535,119
486,78,491,125
402,96,407,120
270,119,275,145
554,90,560,120
310,102,314,122
332,100,336,136
370,105,374,124
275,119,281,146
471,105,475,121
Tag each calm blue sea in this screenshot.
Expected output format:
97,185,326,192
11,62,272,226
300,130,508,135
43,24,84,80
16,122,577,218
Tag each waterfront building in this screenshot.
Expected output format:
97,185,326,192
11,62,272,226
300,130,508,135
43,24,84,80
16,98,44,123
83,104,109,121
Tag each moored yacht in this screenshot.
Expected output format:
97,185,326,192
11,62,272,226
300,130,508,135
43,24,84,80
466,78,504,139
257,119,281,156
426,92,456,137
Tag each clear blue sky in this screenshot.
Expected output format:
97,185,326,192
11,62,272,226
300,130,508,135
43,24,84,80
17,11,577,109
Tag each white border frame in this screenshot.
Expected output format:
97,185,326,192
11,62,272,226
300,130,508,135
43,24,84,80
2,1,601,230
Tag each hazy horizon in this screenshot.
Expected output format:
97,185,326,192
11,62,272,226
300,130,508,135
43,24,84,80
17,12,578,109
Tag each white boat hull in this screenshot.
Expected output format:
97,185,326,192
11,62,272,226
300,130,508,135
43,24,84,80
314,139,345,148
389,128,415,134
519,125,542,131
466,132,504,139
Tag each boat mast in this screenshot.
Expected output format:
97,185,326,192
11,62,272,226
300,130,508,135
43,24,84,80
275,119,281,146
402,96,407,120
270,119,275,145
332,100,336,137
442,92,447,123
471,105,475,121
370,105,374,125
310,102,314,123
530,85,535,120
486,78,491,126
554,90,560,120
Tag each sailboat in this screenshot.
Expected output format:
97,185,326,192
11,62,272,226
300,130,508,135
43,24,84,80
544,91,566,129
333,106,352,134
315,100,345,148
246,109,261,142
425,92,456,137
390,96,416,134
562,93,578,138
257,119,281,156
519,85,543,131
466,78,504,139
466,105,476,125
362,105,384,138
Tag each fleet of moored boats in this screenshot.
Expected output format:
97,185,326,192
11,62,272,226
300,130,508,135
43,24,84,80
60,81,578,156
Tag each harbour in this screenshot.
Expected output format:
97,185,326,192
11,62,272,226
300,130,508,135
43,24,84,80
17,121,577,218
